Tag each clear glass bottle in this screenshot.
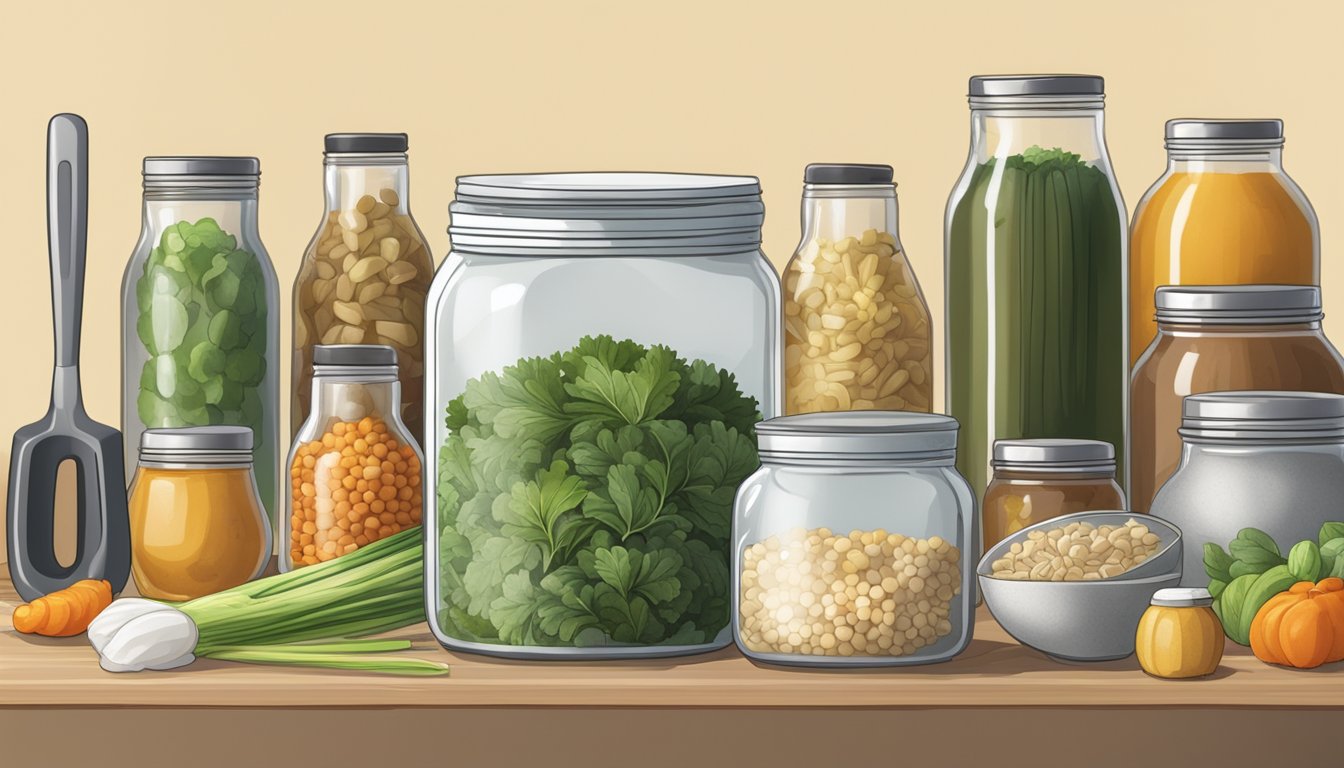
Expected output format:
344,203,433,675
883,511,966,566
945,75,1128,498
1130,286,1344,513
128,426,270,600
283,345,424,571
1129,120,1318,364
982,439,1125,554
1151,392,1344,586
293,133,433,446
426,172,778,659
120,157,280,523
783,164,932,415
733,412,976,666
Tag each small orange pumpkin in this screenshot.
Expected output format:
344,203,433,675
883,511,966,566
1249,577,1344,669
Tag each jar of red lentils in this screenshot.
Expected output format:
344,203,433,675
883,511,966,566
282,344,424,570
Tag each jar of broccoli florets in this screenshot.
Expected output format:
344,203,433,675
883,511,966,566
119,157,280,524
426,172,780,659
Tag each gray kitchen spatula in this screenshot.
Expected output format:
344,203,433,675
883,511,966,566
6,114,130,602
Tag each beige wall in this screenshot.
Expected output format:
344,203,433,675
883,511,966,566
1,0,1337,563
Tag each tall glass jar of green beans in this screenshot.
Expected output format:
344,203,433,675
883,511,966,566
119,157,280,522
944,75,1128,497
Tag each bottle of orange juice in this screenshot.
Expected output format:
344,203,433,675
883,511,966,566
1129,119,1318,364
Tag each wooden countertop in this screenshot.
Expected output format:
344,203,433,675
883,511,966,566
3,575,1342,709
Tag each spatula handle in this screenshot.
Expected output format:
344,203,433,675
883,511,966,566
47,113,89,369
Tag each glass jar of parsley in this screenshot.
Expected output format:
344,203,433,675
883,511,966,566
120,157,280,523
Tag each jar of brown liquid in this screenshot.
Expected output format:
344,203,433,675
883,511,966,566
982,439,1124,555
1129,285,1344,513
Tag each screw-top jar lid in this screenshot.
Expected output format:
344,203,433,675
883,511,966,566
755,411,959,463
1164,119,1284,152
138,426,254,466
1180,391,1344,442
449,172,764,256
804,163,894,185
991,438,1116,474
143,156,260,193
313,344,399,379
968,75,1104,109
1155,285,1322,325
1150,587,1213,608
324,133,409,154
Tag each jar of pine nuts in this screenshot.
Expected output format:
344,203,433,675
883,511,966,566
782,164,933,416
292,134,433,448
733,411,976,666
282,344,424,571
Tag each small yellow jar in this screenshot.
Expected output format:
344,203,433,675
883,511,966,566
129,426,271,601
1135,587,1223,679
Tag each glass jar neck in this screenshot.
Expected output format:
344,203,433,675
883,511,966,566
142,196,259,240
1166,146,1284,171
798,185,900,246
970,109,1108,163
323,155,411,213
1158,320,1321,335
310,375,401,427
991,468,1116,483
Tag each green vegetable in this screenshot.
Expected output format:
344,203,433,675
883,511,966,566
435,335,760,648
946,145,1125,492
1232,565,1296,646
1228,528,1285,568
134,218,271,506
1288,540,1323,582
1319,538,1344,579
1215,573,1257,645
1203,543,1235,584
1320,522,1344,548
1207,578,1227,599
184,527,428,655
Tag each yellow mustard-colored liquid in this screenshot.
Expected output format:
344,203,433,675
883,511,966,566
129,467,268,601
1129,171,1317,364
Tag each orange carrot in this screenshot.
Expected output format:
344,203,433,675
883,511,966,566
12,579,113,636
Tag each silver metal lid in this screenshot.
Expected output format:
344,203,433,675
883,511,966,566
969,75,1104,97
314,344,397,379
144,156,260,176
991,439,1116,474
755,411,959,462
1165,119,1284,151
1155,285,1322,325
449,172,764,255
143,156,260,194
1150,587,1213,608
1180,391,1344,442
138,426,253,465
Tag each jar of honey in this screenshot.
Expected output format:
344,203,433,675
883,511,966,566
982,439,1125,555
1135,588,1223,679
128,426,271,600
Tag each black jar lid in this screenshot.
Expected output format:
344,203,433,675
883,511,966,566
324,133,409,154
804,163,893,185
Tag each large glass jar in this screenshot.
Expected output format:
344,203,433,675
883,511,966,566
945,75,1128,496
427,172,779,658
1129,120,1318,364
1130,286,1344,513
292,133,433,445
128,426,270,601
120,157,280,522
1151,392,1344,586
982,439,1125,554
733,412,976,666
283,345,423,571
782,164,932,415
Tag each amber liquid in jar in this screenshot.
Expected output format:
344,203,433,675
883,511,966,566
983,470,1125,555
129,467,269,601
1130,321,1344,513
